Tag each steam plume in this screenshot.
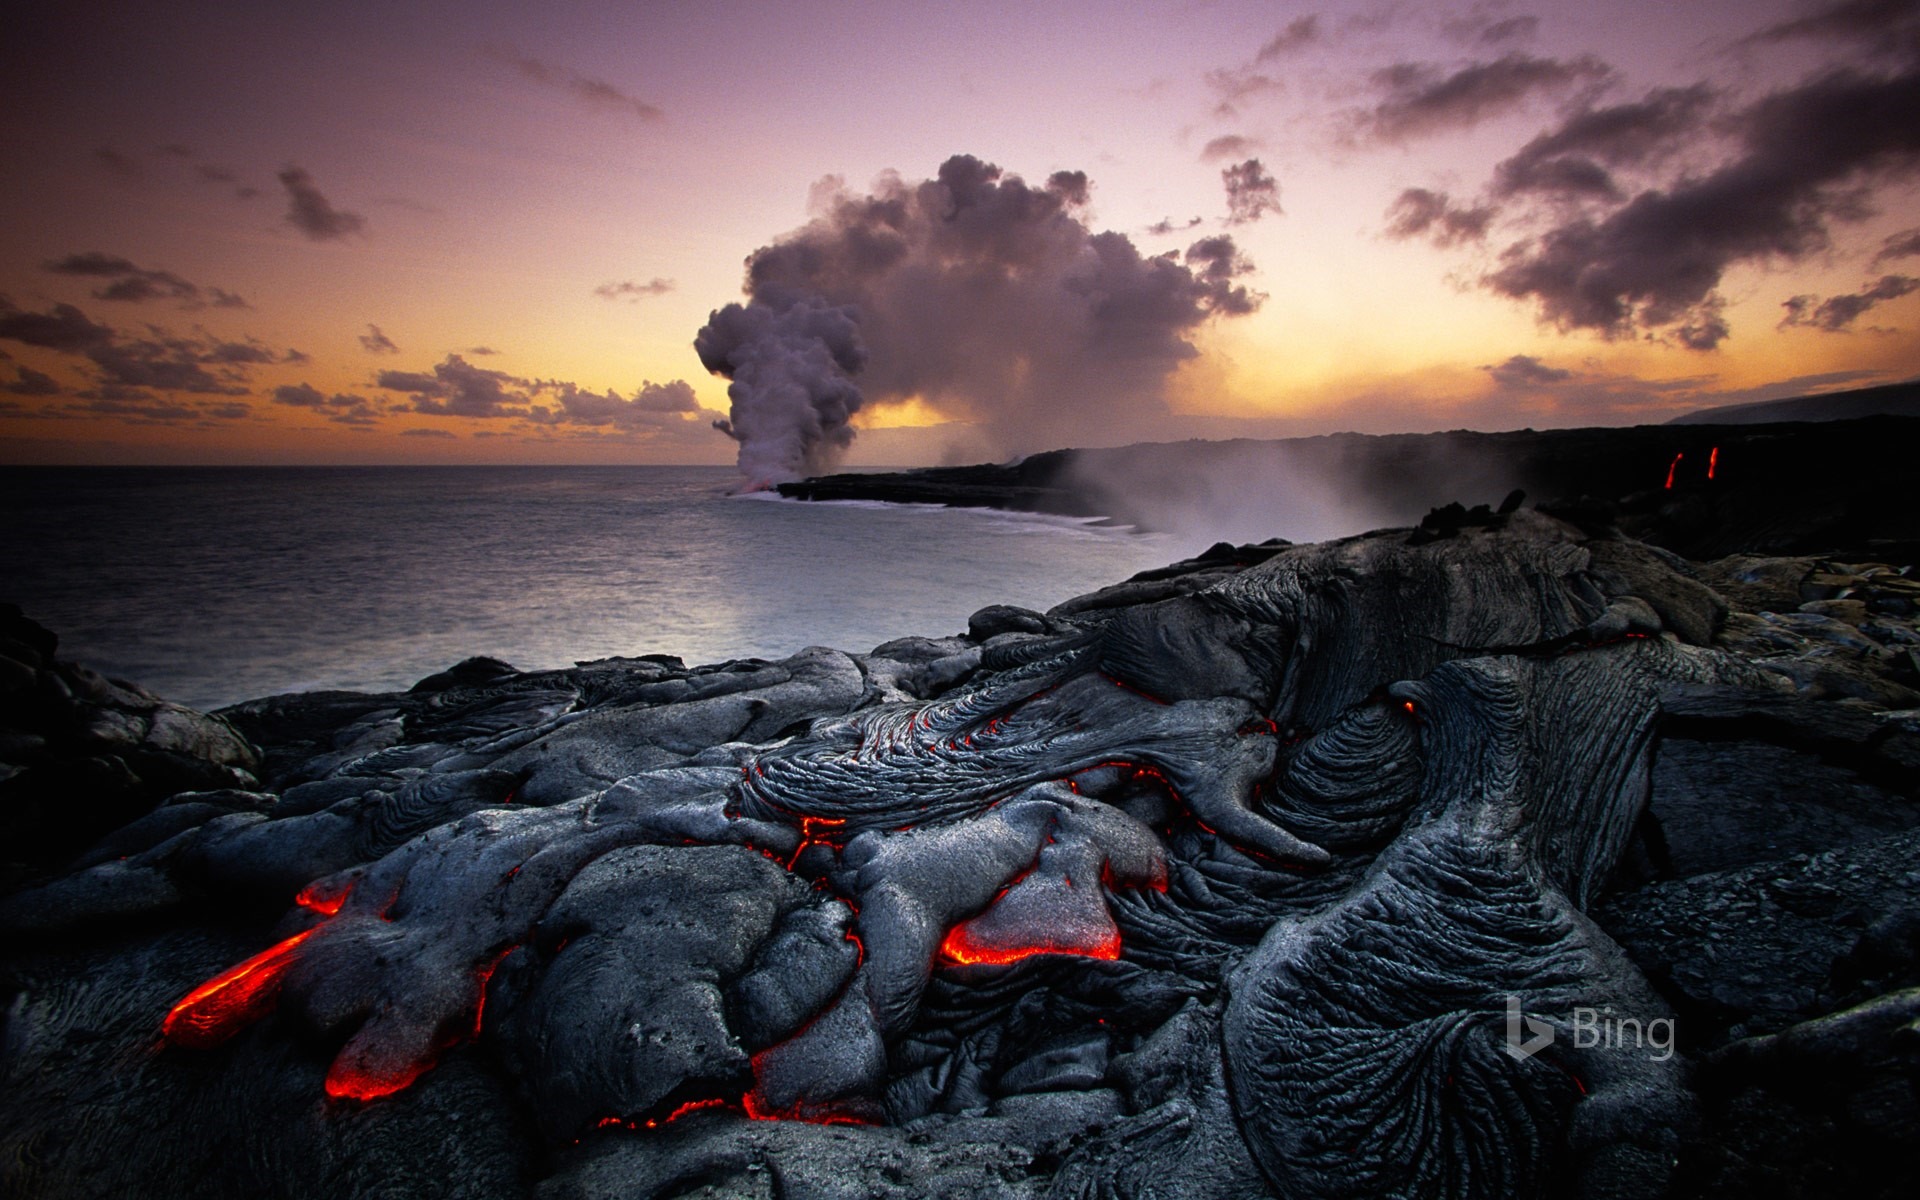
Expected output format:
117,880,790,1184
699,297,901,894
695,154,1261,484
694,292,866,486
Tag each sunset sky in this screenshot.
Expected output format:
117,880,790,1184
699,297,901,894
3,0,1917,468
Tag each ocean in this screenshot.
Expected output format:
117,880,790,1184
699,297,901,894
2,466,1177,711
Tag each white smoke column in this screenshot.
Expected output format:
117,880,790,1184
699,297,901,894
696,155,1264,480
694,289,867,487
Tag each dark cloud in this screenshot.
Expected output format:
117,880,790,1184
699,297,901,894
44,252,206,304
1257,16,1321,60
1673,299,1731,350
500,52,663,120
1047,170,1092,206
84,336,253,394
1206,68,1284,117
1480,16,1541,45
400,427,458,439
1744,0,1920,53
1872,226,1920,264
1489,87,1714,199
527,380,702,432
594,278,675,301
0,298,286,394
467,345,500,356
359,324,400,354
203,339,278,365
271,382,328,407
1147,215,1205,236
375,352,714,440
1200,135,1260,162
1485,64,1920,347
1384,188,1495,246
1222,159,1283,224
695,154,1263,482
1780,274,1920,329
0,300,115,351
1484,354,1575,389
273,382,384,425
278,166,365,241
208,289,250,309
4,367,61,396
1444,13,1541,46
42,252,142,277
1361,53,1611,141
377,355,527,418
1184,237,1265,314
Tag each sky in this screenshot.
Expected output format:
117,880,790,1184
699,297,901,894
1,0,1917,471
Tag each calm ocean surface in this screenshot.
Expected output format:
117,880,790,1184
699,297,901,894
2,466,1177,711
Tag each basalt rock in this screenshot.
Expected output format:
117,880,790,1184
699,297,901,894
3,514,1918,1199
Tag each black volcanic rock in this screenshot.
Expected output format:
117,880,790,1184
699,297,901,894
4,482,1920,1198
0,604,260,890
781,416,1920,563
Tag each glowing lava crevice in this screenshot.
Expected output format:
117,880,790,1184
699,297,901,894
938,922,1122,966
785,815,848,869
470,945,519,1038
294,877,353,917
160,928,316,1050
324,1056,435,1103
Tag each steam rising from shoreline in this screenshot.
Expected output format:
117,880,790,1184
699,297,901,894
696,154,1263,485
694,291,866,486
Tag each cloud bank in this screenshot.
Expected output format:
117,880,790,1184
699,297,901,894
1383,0,1920,350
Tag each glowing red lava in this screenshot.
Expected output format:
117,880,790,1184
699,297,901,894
470,945,518,1038
1664,452,1683,490
786,815,848,869
1708,445,1719,480
324,1057,433,1103
938,922,1122,966
160,928,315,1050
665,1097,729,1122
294,877,353,916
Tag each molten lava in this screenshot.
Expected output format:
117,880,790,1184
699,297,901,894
294,877,353,916
939,923,1122,966
1708,445,1719,480
160,929,316,1050
665,1097,729,1122
1664,452,1683,490
324,1057,433,1103
470,945,518,1038
786,815,847,869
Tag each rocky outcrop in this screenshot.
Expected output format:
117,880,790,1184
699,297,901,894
0,603,260,893
2,513,1916,1199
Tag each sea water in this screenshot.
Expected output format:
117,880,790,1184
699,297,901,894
2,466,1178,710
